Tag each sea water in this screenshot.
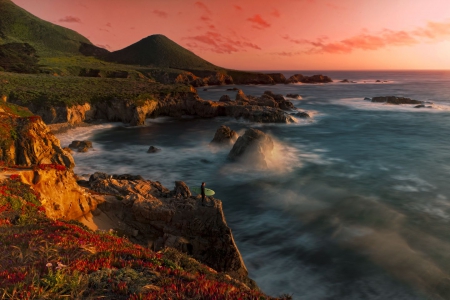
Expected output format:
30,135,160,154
57,71,450,300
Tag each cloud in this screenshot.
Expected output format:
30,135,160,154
106,22,112,27
99,28,110,33
195,1,211,14
271,8,281,18
200,16,211,22
234,5,242,11
284,20,450,54
153,9,168,18
247,14,271,30
130,27,135,30
184,31,261,54
58,16,81,23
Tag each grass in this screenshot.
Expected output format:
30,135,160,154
0,176,292,300
0,72,192,107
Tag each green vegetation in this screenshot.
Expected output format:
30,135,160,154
0,0,91,57
0,42,39,73
0,72,191,107
107,34,221,71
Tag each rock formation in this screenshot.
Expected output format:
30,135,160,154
286,93,301,99
0,114,74,168
87,172,249,281
287,74,333,84
235,89,249,102
228,128,274,168
371,96,423,105
294,111,311,118
69,140,93,153
210,125,239,145
266,73,287,84
219,95,232,102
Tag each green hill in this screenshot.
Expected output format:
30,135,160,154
107,34,220,71
0,0,91,56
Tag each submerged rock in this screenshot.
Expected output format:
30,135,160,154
228,128,274,168
371,96,423,105
294,111,311,118
210,125,239,145
147,146,161,153
69,140,93,153
286,93,301,99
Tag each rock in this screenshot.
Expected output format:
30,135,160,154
364,97,372,101
286,94,301,99
69,140,93,153
219,95,232,102
210,125,239,145
205,73,233,85
340,79,350,83
294,111,310,118
173,181,191,198
203,88,208,91
287,74,332,84
227,88,239,91
414,105,425,108
1,95,7,102
273,94,294,111
286,74,304,83
228,128,274,168
0,114,74,168
235,89,248,101
87,174,249,281
266,73,287,84
147,146,161,153
371,96,423,105
376,80,381,82
257,94,278,108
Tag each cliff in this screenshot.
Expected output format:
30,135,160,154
0,100,285,298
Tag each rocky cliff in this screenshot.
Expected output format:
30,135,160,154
0,109,74,168
86,172,250,283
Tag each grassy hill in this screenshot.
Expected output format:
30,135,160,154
107,34,220,71
0,0,91,57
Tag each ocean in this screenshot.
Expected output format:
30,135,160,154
57,70,450,300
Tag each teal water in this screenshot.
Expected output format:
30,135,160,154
59,71,450,300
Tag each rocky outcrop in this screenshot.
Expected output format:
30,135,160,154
293,111,311,118
371,96,423,105
261,91,295,111
87,172,249,281
18,168,98,220
266,73,287,83
228,128,274,168
0,115,74,169
235,89,249,102
69,140,93,153
219,95,232,102
210,125,239,145
287,74,333,84
286,93,301,99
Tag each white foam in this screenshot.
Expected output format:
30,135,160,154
334,98,450,112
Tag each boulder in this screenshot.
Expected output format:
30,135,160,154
147,146,161,153
228,128,274,168
287,74,332,84
286,94,301,99
219,95,232,102
173,181,191,198
257,94,278,108
364,97,372,101
286,74,304,83
371,96,423,105
69,140,93,153
340,79,350,83
235,89,249,102
227,88,239,91
294,111,310,118
273,94,294,110
210,125,239,145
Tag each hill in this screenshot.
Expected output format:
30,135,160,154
106,34,220,71
0,0,91,56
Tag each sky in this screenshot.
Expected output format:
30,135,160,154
11,0,450,70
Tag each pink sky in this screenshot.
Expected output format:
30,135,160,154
12,0,450,70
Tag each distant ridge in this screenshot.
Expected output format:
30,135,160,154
0,0,91,56
107,34,220,70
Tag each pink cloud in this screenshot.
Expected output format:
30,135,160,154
184,31,261,54
153,9,168,18
58,16,81,23
234,5,242,11
271,8,280,18
200,16,211,22
195,1,212,14
106,22,112,27
284,20,450,54
247,14,271,29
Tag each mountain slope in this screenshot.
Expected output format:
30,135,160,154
107,34,219,70
0,0,91,56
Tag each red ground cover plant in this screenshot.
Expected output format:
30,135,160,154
0,178,291,300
